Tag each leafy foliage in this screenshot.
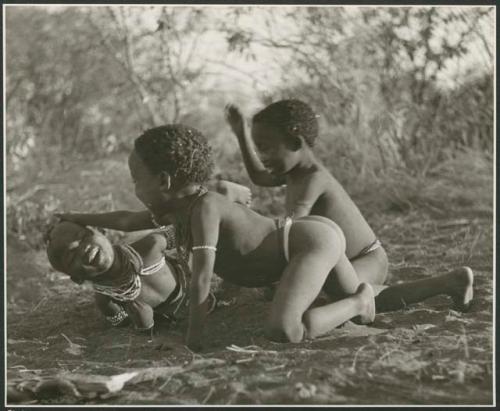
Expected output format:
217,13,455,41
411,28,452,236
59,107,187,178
5,5,494,247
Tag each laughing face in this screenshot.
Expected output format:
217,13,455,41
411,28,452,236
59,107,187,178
251,121,301,176
47,222,115,284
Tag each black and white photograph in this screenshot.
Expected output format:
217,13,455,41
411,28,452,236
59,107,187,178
4,2,495,407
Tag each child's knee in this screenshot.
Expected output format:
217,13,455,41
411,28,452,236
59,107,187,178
302,311,321,339
265,318,305,343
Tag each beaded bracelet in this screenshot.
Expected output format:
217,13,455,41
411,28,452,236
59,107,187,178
105,309,129,326
192,245,217,252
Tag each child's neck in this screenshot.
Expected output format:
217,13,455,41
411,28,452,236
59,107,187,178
288,147,319,179
156,183,204,220
94,249,122,283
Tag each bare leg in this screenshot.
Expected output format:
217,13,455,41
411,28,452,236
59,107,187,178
351,246,389,285
266,220,370,343
303,283,375,338
323,246,388,299
294,215,368,299
374,266,474,312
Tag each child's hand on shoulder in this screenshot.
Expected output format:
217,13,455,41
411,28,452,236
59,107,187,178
225,103,245,137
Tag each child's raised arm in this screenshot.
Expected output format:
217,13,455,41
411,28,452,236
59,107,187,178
225,104,286,187
56,210,157,232
185,197,220,351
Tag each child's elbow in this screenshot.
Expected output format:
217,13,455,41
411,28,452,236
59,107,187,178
249,172,268,186
251,171,282,187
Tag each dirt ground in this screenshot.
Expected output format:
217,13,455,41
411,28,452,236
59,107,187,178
5,156,495,406
6,195,494,406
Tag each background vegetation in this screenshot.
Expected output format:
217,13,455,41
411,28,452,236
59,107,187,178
5,6,494,247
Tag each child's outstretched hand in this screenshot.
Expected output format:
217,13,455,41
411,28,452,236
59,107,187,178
225,104,245,138
54,212,81,225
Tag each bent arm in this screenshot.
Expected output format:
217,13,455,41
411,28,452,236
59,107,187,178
57,210,156,231
94,293,130,327
226,104,285,187
185,199,220,351
235,129,286,187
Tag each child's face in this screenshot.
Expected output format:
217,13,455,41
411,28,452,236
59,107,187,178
128,150,165,215
47,222,114,284
251,121,300,175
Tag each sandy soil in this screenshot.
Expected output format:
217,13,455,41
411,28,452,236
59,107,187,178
6,201,493,406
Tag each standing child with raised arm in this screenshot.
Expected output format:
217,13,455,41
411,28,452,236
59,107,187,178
225,100,473,312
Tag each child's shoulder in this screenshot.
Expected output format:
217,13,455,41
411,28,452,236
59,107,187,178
192,190,229,215
130,233,167,258
298,164,330,186
199,189,228,205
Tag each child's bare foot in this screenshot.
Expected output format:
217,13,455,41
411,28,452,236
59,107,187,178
355,283,376,324
450,266,474,312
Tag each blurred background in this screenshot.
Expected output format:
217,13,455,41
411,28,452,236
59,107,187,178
5,5,494,248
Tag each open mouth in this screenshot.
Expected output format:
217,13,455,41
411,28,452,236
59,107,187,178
84,245,100,265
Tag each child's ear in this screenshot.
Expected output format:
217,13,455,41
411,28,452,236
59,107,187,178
159,171,171,191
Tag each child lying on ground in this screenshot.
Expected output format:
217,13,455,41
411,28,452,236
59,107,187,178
46,221,211,332
225,100,473,312
48,181,250,331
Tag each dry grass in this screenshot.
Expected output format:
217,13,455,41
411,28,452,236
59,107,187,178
6,151,494,405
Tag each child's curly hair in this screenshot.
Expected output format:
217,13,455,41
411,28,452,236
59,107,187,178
253,99,319,147
134,124,214,185
43,217,60,246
